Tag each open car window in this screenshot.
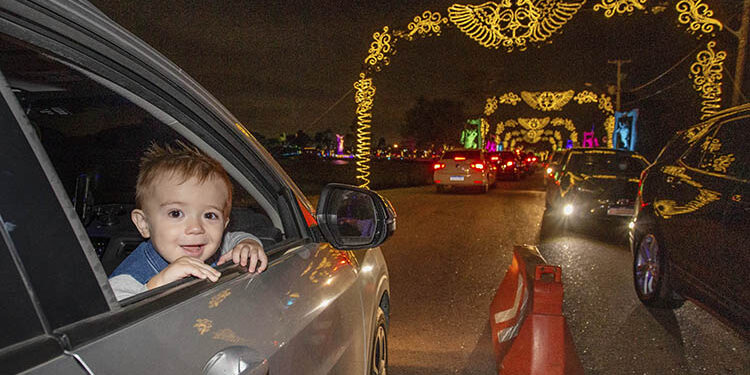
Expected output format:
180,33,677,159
0,34,285,298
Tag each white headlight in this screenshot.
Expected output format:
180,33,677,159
628,221,635,230
563,204,574,216
546,167,552,174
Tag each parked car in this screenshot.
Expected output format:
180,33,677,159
433,149,496,193
630,103,749,337
546,147,649,229
0,2,395,374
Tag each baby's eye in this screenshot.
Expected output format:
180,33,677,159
167,209,183,218
204,212,220,220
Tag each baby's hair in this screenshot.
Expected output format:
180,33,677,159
135,141,233,215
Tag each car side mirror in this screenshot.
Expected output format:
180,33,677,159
316,183,396,250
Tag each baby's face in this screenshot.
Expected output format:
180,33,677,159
133,174,229,263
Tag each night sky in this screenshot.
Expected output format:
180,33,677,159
90,1,746,158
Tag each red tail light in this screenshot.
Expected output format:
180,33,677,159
454,156,466,161
470,162,485,170
490,156,499,161
532,156,537,162
433,163,445,170
506,161,514,166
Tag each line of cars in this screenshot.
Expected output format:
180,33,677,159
544,103,749,338
433,149,538,193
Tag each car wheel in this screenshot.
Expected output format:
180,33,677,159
633,232,684,308
370,307,388,375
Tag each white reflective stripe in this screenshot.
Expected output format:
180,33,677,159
494,273,525,324
64,351,95,375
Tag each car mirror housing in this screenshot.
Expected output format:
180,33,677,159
316,183,396,250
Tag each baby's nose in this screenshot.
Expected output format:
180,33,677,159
185,217,206,234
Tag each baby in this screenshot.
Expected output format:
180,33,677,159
108,142,267,300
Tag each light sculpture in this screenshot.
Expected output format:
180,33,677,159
690,41,726,120
448,0,585,51
593,0,647,18
354,73,376,187
521,90,575,111
613,109,638,151
676,0,723,34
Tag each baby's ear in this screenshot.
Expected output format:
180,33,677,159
223,217,230,230
131,209,151,238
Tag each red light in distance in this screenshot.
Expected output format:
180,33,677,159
454,156,466,161
470,162,485,170
506,161,514,166
433,163,445,170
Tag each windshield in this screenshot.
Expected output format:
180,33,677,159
442,150,481,160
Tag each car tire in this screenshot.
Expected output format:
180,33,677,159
369,306,388,375
633,231,684,308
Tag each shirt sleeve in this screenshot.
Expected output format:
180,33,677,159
109,274,148,301
220,231,264,255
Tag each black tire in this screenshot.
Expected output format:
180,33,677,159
369,307,388,375
633,230,684,308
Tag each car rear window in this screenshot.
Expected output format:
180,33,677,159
442,151,481,160
499,151,516,160
566,151,648,177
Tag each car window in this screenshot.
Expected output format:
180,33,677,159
442,150,481,160
565,151,647,177
694,116,749,180
0,34,286,299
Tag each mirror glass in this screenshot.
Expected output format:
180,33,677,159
329,189,377,245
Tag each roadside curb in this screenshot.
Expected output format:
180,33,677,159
490,245,583,375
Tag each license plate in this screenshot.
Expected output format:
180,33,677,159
450,176,465,181
607,207,634,216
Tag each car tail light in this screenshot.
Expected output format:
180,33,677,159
470,162,485,170
490,156,499,161
506,161,514,166
454,156,466,161
433,163,445,170
532,157,537,162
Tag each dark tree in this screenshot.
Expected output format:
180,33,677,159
401,97,465,148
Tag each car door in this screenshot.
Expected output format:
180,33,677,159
0,90,87,375
0,10,371,374
701,115,750,317
654,120,735,297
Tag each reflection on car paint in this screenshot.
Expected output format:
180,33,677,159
299,245,356,284
661,165,702,187
654,189,721,219
682,120,715,143
208,289,232,308
194,318,212,335
212,328,248,345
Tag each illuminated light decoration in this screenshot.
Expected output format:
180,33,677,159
654,188,721,219
676,0,723,35
448,0,585,51
481,117,491,141
499,92,521,105
573,90,599,104
461,119,483,149
335,134,345,154
661,165,702,188
604,115,615,148
598,94,614,114
485,96,499,116
364,27,394,71
354,73,376,188
582,131,599,148
613,109,638,151
593,0,647,18
690,41,726,120
399,10,449,40
520,90,575,111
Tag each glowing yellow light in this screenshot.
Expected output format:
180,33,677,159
498,92,521,105
404,11,448,39
573,90,599,104
676,0,723,35
598,95,614,114
604,115,615,148
655,188,720,219
484,97,499,116
448,1,584,51
593,0,647,18
354,72,376,188
521,90,575,111
365,26,393,71
690,41,726,120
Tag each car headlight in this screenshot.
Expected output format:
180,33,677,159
563,204,574,216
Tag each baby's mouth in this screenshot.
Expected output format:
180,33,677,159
180,244,205,256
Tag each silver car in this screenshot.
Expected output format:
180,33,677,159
0,1,394,374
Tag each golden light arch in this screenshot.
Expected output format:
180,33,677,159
352,0,728,188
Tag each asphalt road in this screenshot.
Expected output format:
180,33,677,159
377,171,749,375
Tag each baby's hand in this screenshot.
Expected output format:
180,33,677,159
147,256,221,290
217,239,267,274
